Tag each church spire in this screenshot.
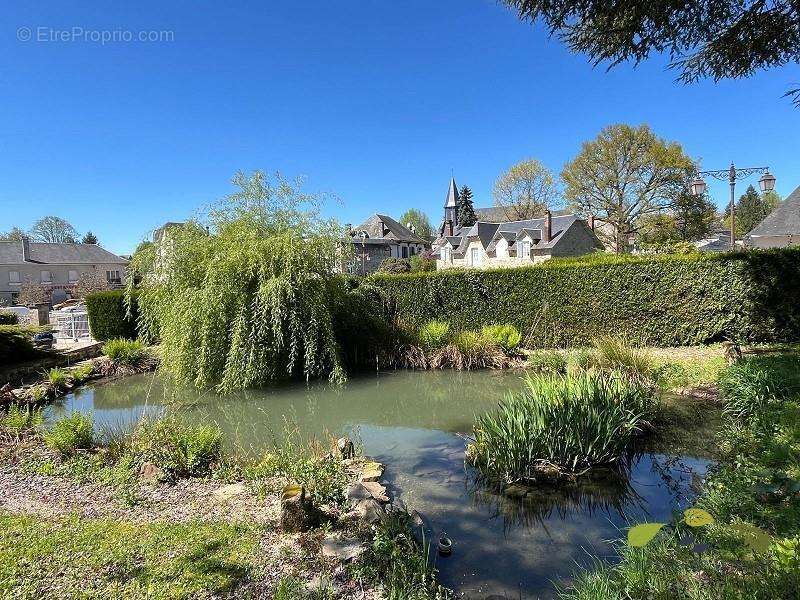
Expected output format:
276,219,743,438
444,177,459,208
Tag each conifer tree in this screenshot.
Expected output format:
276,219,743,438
457,185,477,227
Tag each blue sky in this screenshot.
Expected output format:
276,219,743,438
1,1,798,254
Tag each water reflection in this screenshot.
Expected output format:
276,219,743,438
49,371,711,599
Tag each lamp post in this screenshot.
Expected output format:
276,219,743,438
689,164,776,250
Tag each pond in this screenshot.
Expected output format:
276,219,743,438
49,370,712,599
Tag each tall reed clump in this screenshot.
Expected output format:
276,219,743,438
589,336,653,381
468,372,657,482
44,413,95,456
127,170,366,393
718,354,800,421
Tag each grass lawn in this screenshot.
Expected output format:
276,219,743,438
0,514,262,599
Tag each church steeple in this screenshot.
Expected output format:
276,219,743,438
444,177,460,228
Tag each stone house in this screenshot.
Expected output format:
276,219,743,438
346,214,430,275
0,238,128,306
744,184,800,249
437,212,603,269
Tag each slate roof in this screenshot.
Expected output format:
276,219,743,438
746,184,800,238
444,178,459,208
351,214,429,244
0,241,129,265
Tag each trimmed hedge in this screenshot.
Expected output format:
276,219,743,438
85,291,139,341
371,248,800,347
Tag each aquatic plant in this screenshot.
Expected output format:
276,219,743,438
718,354,800,421
527,350,568,374
129,415,223,480
0,405,43,440
418,320,450,351
481,324,522,352
590,336,653,380
44,413,95,456
69,363,95,384
45,367,71,391
102,338,147,366
127,170,361,393
429,331,510,371
469,372,656,481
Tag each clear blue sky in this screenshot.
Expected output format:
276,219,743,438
1,1,798,255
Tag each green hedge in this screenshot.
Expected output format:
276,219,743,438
85,291,139,341
371,248,800,347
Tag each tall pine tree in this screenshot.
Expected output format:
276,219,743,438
727,184,779,236
457,185,477,227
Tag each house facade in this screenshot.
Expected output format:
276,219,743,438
432,177,603,269
744,184,800,249
0,239,129,306
346,214,430,274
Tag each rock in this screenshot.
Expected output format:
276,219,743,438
281,485,322,533
139,462,164,482
345,482,372,503
336,436,355,460
213,482,246,501
360,461,384,483
361,480,389,503
353,498,386,524
321,534,365,562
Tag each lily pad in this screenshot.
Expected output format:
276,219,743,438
683,508,714,527
628,523,666,548
729,522,772,553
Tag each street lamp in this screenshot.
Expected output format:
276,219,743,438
689,163,776,251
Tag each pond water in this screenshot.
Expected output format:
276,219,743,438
49,370,710,599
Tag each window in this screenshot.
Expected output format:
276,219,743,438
106,270,122,285
410,246,416,256
40,270,51,283
470,247,480,266
401,246,408,259
518,240,531,259
8,271,20,284
68,270,79,283
442,247,451,263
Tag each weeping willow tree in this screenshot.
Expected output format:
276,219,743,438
126,170,373,393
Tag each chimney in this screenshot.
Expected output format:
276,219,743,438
543,210,552,243
587,214,595,230
377,218,386,237
22,236,30,262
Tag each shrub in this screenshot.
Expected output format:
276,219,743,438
85,290,138,341
418,320,450,350
0,311,19,325
469,372,657,481
0,324,40,363
372,248,800,346
0,405,43,438
46,367,71,391
409,254,436,273
102,338,146,366
129,415,223,479
481,324,522,352
379,258,412,274
44,413,95,456
527,350,568,375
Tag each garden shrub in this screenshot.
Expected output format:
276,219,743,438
102,338,147,366
0,311,19,325
85,291,138,341
481,324,522,352
129,415,223,479
0,324,40,363
372,248,800,347
409,254,436,272
418,320,450,350
44,413,95,456
379,258,412,274
469,372,657,482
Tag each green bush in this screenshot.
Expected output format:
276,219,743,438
372,248,800,346
0,311,19,325
102,338,146,366
469,372,657,481
418,320,450,350
409,254,436,273
0,324,40,363
527,350,568,374
378,258,412,274
129,415,223,479
44,413,95,456
85,291,138,341
481,324,522,352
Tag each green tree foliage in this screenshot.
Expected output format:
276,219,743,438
29,216,79,243
639,191,717,246
726,184,780,236
562,124,696,252
81,231,98,244
457,185,477,227
500,1,800,105
493,158,558,220
127,170,375,393
398,208,434,240
0,227,26,241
